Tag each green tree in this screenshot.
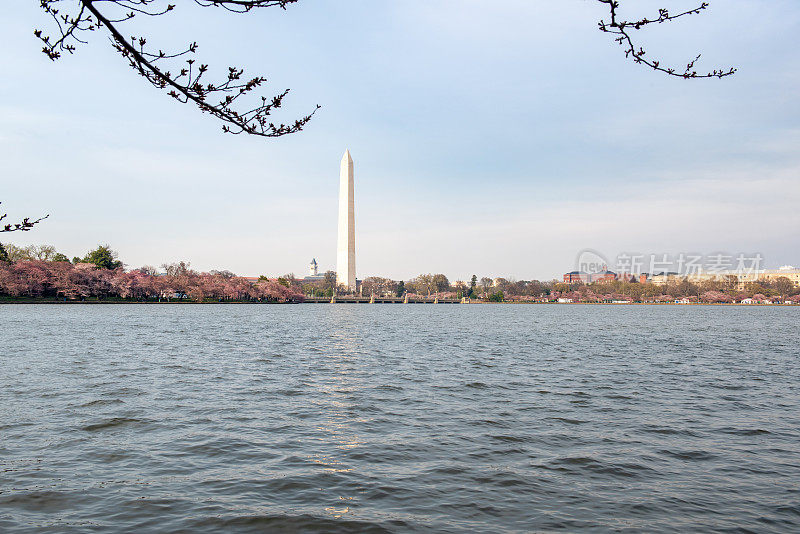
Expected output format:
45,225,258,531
322,270,337,292
411,273,434,295
480,277,493,292
52,253,70,262
362,277,396,297
83,244,123,270
396,281,405,297
3,244,60,261
469,274,477,297
488,291,504,302
5,244,33,261
33,245,57,260
772,277,794,298
0,242,8,262
432,274,450,293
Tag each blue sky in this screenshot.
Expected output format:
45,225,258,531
2,1,799,280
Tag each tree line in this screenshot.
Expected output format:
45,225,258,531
0,243,302,302
5,243,794,304
299,271,800,304
545,278,800,304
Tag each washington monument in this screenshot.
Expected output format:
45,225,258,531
336,150,356,289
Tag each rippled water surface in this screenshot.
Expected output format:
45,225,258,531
1,304,799,532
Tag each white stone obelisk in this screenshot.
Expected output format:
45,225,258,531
336,150,356,289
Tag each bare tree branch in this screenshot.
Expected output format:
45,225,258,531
0,202,49,233
35,0,319,137
33,1,736,143
596,0,736,79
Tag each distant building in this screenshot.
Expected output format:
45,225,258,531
649,272,682,285
680,268,799,291
761,267,800,287
302,258,326,282
648,269,799,291
562,266,800,290
591,270,617,283
563,271,589,284
562,270,619,283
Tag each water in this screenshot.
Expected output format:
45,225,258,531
1,304,799,532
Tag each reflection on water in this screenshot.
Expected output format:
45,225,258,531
314,307,370,521
1,304,799,532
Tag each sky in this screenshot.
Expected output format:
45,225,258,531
1,0,799,281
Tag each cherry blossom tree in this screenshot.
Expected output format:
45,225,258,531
1,261,51,297
187,285,205,302
700,290,732,303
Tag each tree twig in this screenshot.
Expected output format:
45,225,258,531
596,0,736,78
35,0,319,137
0,202,49,233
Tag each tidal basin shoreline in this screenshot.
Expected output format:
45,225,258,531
0,299,795,306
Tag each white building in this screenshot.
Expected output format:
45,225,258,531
301,258,326,282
